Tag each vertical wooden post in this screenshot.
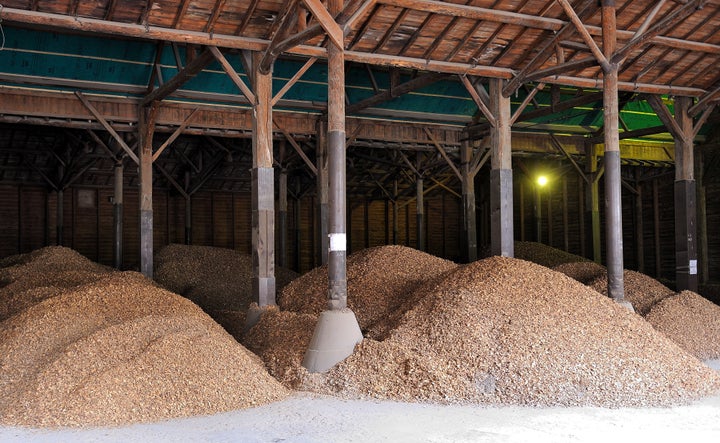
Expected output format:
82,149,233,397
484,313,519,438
696,148,708,285
327,0,348,311
602,0,625,302
534,184,542,243
416,153,425,252
673,96,698,292
562,175,569,251
184,171,192,245
578,175,586,257
113,161,124,269
653,178,661,278
489,78,513,257
251,52,276,306
585,146,601,262
303,0,363,374
635,172,645,274
316,120,329,265
519,179,526,242
56,188,64,246
138,103,157,278
295,177,302,272
547,186,553,246
393,180,399,244
461,140,477,262
279,168,288,268
363,200,370,248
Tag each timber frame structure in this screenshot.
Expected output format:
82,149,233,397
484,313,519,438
1,0,720,330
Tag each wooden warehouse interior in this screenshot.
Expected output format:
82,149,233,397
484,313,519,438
1,0,720,346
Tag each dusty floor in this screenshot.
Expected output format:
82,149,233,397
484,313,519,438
2,360,719,443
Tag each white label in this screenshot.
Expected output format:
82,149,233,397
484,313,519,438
329,233,347,252
689,260,698,275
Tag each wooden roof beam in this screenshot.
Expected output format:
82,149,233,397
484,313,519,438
555,0,610,72
503,0,597,96
347,72,446,114
141,47,214,106
377,0,564,31
611,0,706,65
689,83,720,117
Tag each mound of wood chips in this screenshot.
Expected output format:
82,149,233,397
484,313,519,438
0,247,111,321
588,270,674,316
552,261,607,285
0,248,288,428
646,290,720,360
251,256,720,408
279,245,457,331
513,241,589,268
154,244,299,329
244,305,318,386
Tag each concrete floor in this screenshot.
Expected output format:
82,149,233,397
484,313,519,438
2,360,720,443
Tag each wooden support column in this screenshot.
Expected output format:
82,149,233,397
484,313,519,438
461,140,477,262
113,161,123,269
251,52,276,307
416,153,425,252
279,168,288,269
56,161,65,246
184,171,192,244
57,187,64,246
602,0,625,302
673,96,698,292
534,182,542,243
303,0,363,374
327,17,348,310
635,177,645,274
562,176,569,251
585,146,601,262
489,78,513,257
653,178,662,278
696,148,708,285
138,103,157,278
393,180,399,244
316,120,329,265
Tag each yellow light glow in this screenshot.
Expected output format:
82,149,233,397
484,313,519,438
537,175,548,187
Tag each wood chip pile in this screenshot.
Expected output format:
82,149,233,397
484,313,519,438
513,241,590,268
0,247,288,428
588,270,674,316
154,244,299,330
552,261,607,284
244,305,318,385
0,246,111,321
250,256,720,407
646,290,720,360
279,245,457,331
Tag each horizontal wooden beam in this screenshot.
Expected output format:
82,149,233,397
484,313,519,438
377,0,564,31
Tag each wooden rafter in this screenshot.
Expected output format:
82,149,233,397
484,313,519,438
205,0,228,34
373,8,409,53
611,0,706,65
237,0,261,35
173,0,191,28
141,48,215,106
139,0,156,25
347,72,446,114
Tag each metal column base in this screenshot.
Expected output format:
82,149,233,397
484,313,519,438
303,309,363,373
